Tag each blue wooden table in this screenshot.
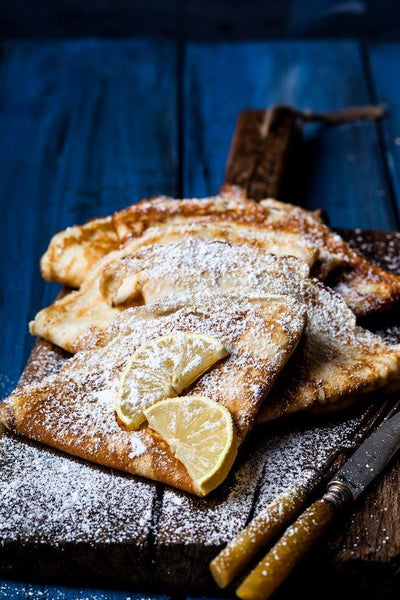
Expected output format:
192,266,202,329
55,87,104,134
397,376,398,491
1,38,400,599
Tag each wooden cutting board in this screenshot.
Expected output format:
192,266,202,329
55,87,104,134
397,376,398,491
1,108,400,598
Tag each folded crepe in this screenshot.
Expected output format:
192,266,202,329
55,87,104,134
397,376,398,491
41,216,119,289
97,239,400,419
30,236,311,353
40,185,400,317
1,292,306,495
40,188,319,288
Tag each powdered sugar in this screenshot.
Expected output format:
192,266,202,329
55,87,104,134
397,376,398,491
157,409,364,549
347,229,400,275
0,431,155,545
2,291,305,497
99,239,400,422
100,238,310,308
0,581,145,600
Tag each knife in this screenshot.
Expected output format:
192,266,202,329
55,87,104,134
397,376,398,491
235,407,400,600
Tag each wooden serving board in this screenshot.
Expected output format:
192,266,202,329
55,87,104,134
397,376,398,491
1,230,399,598
1,108,400,599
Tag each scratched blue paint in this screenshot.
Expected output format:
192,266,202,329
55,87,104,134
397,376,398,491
183,40,398,229
369,43,400,223
0,39,178,398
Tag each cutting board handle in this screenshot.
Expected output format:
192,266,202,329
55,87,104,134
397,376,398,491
224,103,385,202
224,105,300,201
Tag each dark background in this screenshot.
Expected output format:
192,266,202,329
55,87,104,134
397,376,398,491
1,0,400,40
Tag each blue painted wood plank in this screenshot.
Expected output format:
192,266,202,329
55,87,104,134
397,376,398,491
183,40,397,229
0,580,170,600
368,42,400,222
0,39,178,398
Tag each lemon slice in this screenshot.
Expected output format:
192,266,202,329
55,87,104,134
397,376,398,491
144,395,237,495
116,333,228,430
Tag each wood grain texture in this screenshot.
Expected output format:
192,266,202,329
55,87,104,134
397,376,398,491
368,43,400,222
224,107,299,200
0,39,179,599
0,39,178,401
183,41,398,228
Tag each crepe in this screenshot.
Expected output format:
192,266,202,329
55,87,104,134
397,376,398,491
41,216,119,289
30,235,310,353
114,189,400,317
40,186,400,317
31,245,125,353
98,239,400,418
40,187,338,288
260,197,400,317
1,292,306,495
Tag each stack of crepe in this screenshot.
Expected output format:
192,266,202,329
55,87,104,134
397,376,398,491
2,185,400,496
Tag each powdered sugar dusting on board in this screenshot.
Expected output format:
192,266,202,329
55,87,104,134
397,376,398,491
0,431,155,545
156,411,364,548
0,406,367,553
0,579,152,600
346,229,400,275
253,413,363,513
157,442,267,546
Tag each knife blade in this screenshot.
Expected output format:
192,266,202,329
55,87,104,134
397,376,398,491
327,408,400,503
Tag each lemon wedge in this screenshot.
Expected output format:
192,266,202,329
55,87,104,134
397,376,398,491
116,333,228,430
144,395,237,495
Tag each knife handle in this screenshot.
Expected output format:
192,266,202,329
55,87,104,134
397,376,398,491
236,497,336,600
210,484,310,588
